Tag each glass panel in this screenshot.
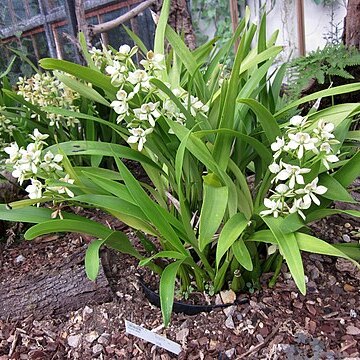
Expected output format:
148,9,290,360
11,0,27,23
101,9,134,50
33,31,50,59
27,0,40,17
45,0,62,11
0,2,12,27
132,8,155,51
55,23,77,61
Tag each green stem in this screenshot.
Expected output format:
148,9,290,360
268,254,283,288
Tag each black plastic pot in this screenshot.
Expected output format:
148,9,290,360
139,278,249,316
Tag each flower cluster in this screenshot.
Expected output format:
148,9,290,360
260,115,340,220
0,107,16,135
90,44,209,151
4,129,74,200
17,73,80,128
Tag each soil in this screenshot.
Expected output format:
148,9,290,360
0,197,359,360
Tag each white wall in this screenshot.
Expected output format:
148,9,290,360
196,0,348,62
256,0,347,63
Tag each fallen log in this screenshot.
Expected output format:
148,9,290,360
0,247,113,321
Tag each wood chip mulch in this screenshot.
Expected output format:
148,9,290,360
0,211,359,359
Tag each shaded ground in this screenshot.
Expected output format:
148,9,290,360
0,209,359,360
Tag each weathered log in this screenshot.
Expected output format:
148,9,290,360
0,248,113,321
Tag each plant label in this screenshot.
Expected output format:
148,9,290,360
125,319,182,355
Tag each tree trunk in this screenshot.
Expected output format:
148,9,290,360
154,0,196,50
343,0,360,49
0,248,112,321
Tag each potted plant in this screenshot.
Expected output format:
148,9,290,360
1,2,360,326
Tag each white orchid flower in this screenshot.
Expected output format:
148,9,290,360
140,51,165,71
313,119,335,141
322,153,340,170
187,96,209,116
290,196,312,220
25,179,43,199
4,143,20,163
269,161,282,174
271,183,295,200
40,151,63,172
271,136,286,159
105,61,127,86
260,198,281,218
287,132,318,159
134,102,161,127
289,115,307,128
295,177,327,206
116,45,138,61
127,127,153,151
48,174,75,198
274,163,311,189
29,129,49,145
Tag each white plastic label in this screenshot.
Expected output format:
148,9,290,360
125,320,182,355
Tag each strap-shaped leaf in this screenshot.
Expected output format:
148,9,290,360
86,231,141,280
216,213,248,268
39,58,117,95
262,217,306,295
238,98,281,142
199,179,228,251
24,219,113,240
275,83,360,118
46,141,161,170
249,230,360,263
232,238,253,271
54,71,110,106
85,238,108,280
160,260,184,326
319,173,356,203
114,156,188,256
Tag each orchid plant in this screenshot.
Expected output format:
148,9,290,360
0,2,360,327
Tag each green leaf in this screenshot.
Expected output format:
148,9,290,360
199,180,228,251
232,238,253,271
319,173,356,203
43,107,126,136
24,219,114,240
334,151,360,188
78,32,97,70
154,0,170,55
114,157,188,255
238,98,281,142
213,258,230,293
0,204,89,224
123,25,148,54
39,58,117,96
2,89,47,118
306,208,360,224
160,260,183,326
195,128,273,164
54,71,110,106
295,233,359,266
85,238,107,280
275,83,360,118
0,56,16,79
262,217,306,294
139,251,186,266
249,230,360,264
216,213,248,268
165,25,207,96
46,141,161,170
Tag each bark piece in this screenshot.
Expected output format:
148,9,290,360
0,249,112,321
344,0,360,49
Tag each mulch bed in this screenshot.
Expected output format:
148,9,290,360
0,210,359,359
